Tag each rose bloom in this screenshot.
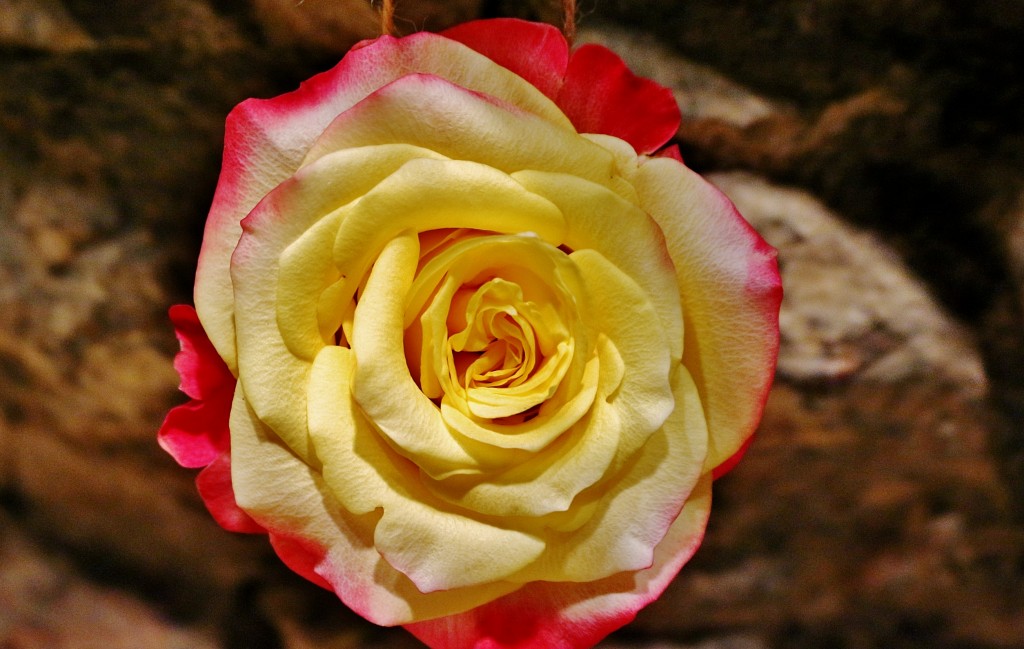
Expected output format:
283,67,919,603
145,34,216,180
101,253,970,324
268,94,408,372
159,18,781,649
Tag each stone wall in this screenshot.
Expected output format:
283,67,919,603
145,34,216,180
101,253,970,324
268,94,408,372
1,1,1022,647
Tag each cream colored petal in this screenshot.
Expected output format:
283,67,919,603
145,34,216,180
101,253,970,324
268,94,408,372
332,159,567,329
229,384,521,626
302,74,615,185
230,144,446,462
568,249,676,468
632,158,781,470
404,474,713,646
308,343,545,595
307,344,397,515
351,232,483,476
512,170,684,362
373,497,545,594
508,363,708,584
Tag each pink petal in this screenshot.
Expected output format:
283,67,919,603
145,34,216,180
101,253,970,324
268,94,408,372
195,454,264,534
268,533,334,591
157,397,230,468
169,304,234,401
656,143,685,163
557,44,680,154
442,18,569,100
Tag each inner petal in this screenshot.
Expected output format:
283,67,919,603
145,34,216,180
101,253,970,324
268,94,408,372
406,234,584,426
445,277,563,420
450,279,537,391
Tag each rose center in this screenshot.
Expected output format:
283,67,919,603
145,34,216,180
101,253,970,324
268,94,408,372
448,279,541,391
404,233,579,423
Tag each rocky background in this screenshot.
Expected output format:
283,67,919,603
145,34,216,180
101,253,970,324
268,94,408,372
1,0,1022,647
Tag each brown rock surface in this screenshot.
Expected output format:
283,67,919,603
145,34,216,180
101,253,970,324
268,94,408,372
1,2,1022,649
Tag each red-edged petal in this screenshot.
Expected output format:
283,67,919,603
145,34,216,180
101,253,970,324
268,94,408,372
711,432,755,480
157,396,231,468
195,454,264,534
442,18,569,99
557,44,680,154
633,158,782,473
169,304,234,400
268,533,333,591
406,477,713,649
656,143,684,163
159,304,235,468
195,25,570,370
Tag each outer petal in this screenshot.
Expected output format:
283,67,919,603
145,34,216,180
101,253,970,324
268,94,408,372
168,304,233,400
195,25,573,370
157,305,234,468
633,158,782,471
195,453,264,534
157,397,231,468
229,386,522,626
406,474,713,649
557,44,681,155
441,18,569,99
443,19,680,156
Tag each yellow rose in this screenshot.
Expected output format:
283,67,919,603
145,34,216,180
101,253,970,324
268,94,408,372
159,18,781,648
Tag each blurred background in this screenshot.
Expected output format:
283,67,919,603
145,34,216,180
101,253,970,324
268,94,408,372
1,0,1022,647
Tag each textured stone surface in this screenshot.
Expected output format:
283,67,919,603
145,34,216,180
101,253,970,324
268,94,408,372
1,2,1022,648
0,512,220,649
711,172,986,392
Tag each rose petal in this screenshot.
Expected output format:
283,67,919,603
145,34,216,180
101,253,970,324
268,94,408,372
442,18,569,100
511,169,683,362
157,397,231,468
168,304,234,400
301,73,606,182
633,157,782,471
557,44,681,155
351,232,489,476
509,363,707,585
195,453,264,534
195,27,573,370
230,383,522,626
406,472,713,649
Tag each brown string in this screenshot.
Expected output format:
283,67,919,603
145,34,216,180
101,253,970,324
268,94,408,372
377,0,575,40
379,0,396,36
563,0,577,45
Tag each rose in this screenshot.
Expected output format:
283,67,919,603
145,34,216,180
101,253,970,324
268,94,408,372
159,17,781,648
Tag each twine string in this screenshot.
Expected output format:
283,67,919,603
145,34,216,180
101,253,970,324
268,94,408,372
379,0,396,36
376,0,577,41
563,0,576,45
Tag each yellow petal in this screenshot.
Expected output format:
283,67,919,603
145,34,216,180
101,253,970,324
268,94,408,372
308,343,546,594
231,144,445,462
508,363,708,584
512,170,684,363
633,159,781,470
303,74,613,183
351,232,483,476
230,384,521,626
